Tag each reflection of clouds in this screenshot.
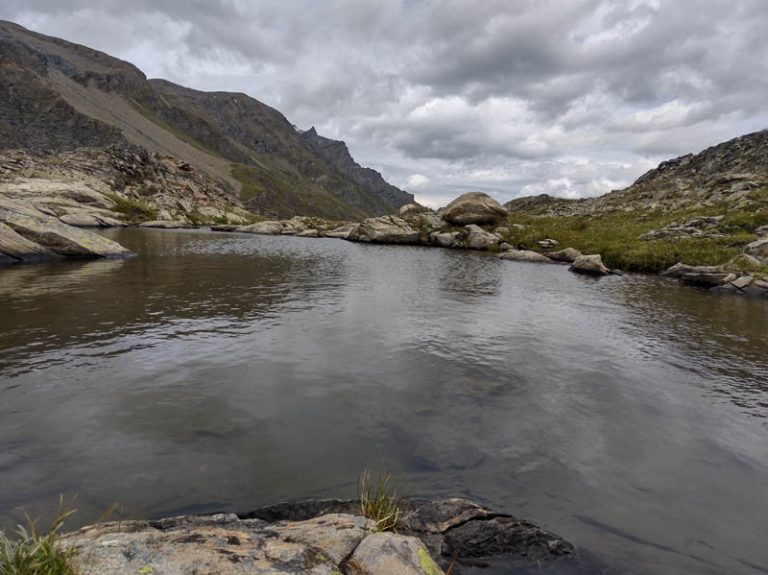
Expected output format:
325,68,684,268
438,251,501,298
609,276,768,416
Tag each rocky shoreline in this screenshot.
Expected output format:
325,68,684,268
1,183,766,299
60,498,578,575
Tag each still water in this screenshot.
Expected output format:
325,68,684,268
0,228,766,575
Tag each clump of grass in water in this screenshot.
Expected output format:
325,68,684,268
358,469,401,532
0,498,78,575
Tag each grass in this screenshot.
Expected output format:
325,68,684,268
501,205,767,273
0,499,78,575
358,469,401,532
106,193,158,223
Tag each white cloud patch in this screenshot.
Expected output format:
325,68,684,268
2,0,768,205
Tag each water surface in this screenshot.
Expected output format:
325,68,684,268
1,228,767,575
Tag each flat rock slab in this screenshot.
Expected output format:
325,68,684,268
499,250,554,264
347,216,419,244
1,210,131,258
347,532,443,575
63,513,372,575
0,221,59,263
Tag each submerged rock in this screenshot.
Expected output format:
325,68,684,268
569,254,611,276
347,216,419,244
441,192,509,226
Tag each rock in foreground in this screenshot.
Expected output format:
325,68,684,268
60,499,577,575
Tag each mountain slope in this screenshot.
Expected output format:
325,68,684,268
0,20,412,219
506,130,768,217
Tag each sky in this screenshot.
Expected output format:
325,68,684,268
3,0,768,208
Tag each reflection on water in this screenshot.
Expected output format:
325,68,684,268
0,228,767,575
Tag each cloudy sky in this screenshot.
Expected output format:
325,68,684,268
3,0,768,207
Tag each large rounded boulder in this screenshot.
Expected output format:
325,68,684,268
441,192,508,226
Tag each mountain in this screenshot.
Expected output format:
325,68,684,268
505,130,768,217
0,20,413,219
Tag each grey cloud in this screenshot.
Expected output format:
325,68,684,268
1,0,768,206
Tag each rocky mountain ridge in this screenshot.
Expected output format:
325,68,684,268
505,129,768,217
0,19,412,220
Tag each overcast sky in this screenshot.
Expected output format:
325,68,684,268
3,0,768,207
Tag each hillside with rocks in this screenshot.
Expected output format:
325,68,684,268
506,129,768,217
0,20,412,220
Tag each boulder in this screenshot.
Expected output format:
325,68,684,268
441,192,508,226
406,212,448,234
321,223,358,239
1,211,131,258
498,250,554,264
398,203,430,217
429,231,463,248
464,224,500,250
756,225,768,237
347,216,419,244
546,247,583,263
239,221,284,235
297,229,319,238
569,254,611,276
346,532,443,575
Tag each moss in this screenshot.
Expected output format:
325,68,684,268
417,547,442,575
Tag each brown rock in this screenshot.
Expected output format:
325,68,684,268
441,192,508,225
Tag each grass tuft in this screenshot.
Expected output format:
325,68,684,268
0,497,78,575
358,469,401,532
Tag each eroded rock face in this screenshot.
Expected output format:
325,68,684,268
441,192,509,226
347,216,419,244
569,254,611,276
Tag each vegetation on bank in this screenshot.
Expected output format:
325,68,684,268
501,195,768,273
0,500,77,575
358,469,401,532
106,193,158,223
